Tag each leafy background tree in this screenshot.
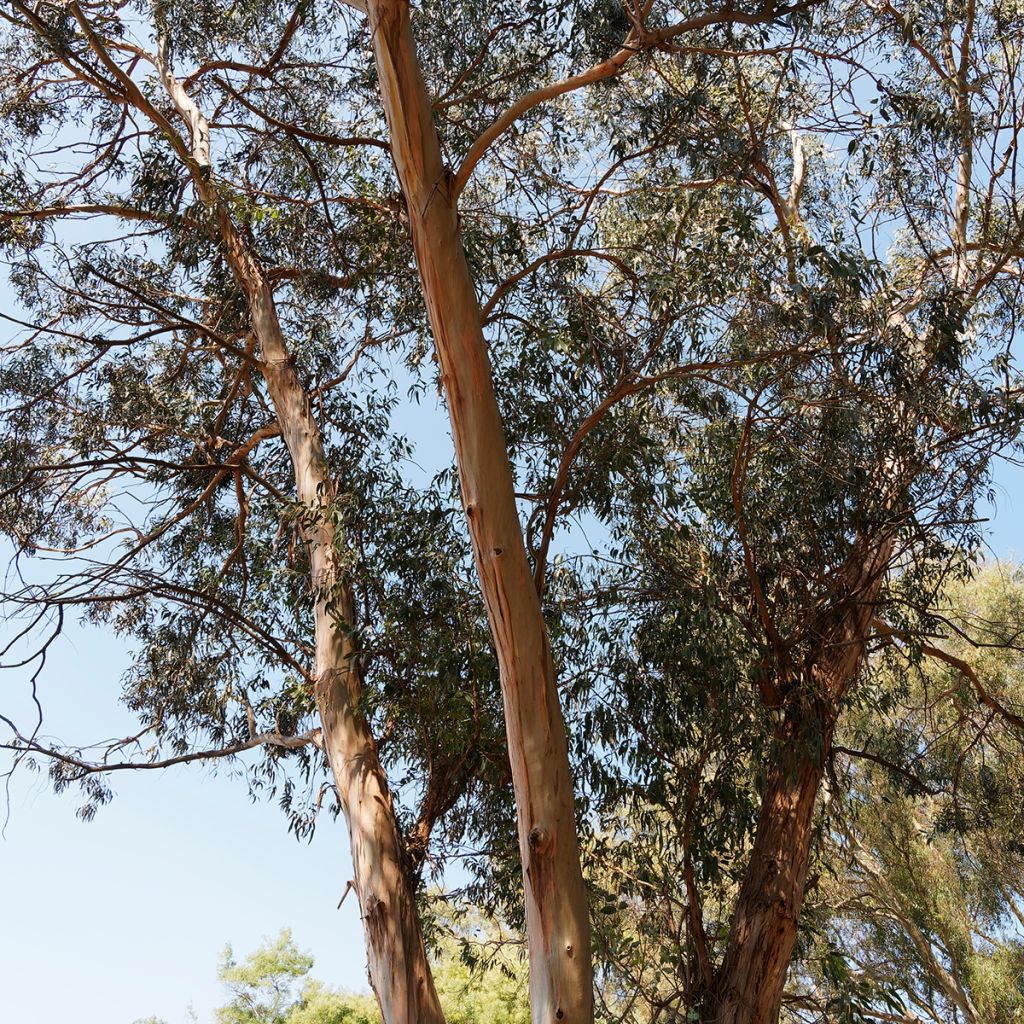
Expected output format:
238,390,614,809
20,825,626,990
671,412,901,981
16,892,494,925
135,925,528,1024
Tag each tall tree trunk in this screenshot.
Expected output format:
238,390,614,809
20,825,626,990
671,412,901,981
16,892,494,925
365,4,594,1021
706,539,892,1023
221,219,447,1024
707,704,833,1024
62,15,447,1022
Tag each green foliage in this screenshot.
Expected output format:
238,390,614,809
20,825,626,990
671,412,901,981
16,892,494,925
285,982,378,1024
585,568,1024,1022
3,0,1024,1019
207,928,527,1024
794,567,1024,1024
429,924,529,1024
217,930,314,1024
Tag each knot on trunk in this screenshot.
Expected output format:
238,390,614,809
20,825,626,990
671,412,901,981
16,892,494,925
528,825,550,853
363,893,389,943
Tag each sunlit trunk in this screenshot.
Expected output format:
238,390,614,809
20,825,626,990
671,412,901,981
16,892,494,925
219,213,447,1024
365,3,594,1020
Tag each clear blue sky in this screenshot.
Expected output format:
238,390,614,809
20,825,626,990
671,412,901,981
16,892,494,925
987,457,1024,561
0,610,374,1023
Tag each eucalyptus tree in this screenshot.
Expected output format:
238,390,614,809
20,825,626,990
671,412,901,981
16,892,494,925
0,2,510,1020
9,3,1023,1024
785,567,1024,1023
354,3,822,1019
583,568,1024,1023
545,2,1024,1020
0,2,811,1021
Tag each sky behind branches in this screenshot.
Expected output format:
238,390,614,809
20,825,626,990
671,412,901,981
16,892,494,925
1,436,1021,1024
2,108,1023,1016
0,377,457,1024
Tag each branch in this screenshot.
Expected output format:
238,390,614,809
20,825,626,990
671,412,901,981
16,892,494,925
2,727,323,779
480,247,635,323
452,0,819,196
873,619,1024,732
532,345,818,594
0,204,190,228
832,744,940,795
216,76,389,151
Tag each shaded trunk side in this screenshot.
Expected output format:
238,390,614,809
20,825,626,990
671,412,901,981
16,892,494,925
311,576,445,1024
706,706,832,1024
365,4,594,1021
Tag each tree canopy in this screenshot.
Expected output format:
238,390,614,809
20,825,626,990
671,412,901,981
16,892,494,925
135,925,528,1024
3,0,1024,1022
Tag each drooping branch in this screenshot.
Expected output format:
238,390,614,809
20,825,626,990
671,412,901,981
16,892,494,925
1,725,324,779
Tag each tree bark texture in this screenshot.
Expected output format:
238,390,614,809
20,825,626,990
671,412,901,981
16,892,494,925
218,215,447,1024
707,538,893,1023
365,3,594,1021
707,706,832,1024
156,53,446,1019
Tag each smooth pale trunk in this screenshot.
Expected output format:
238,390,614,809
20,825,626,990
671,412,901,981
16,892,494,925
74,32,444,1020
364,3,594,1021
219,212,446,1024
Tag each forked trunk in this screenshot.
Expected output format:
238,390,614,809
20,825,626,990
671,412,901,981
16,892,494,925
220,217,446,1024
365,3,594,1021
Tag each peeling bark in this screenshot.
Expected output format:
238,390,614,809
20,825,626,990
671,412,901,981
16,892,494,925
365,3,594,1020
